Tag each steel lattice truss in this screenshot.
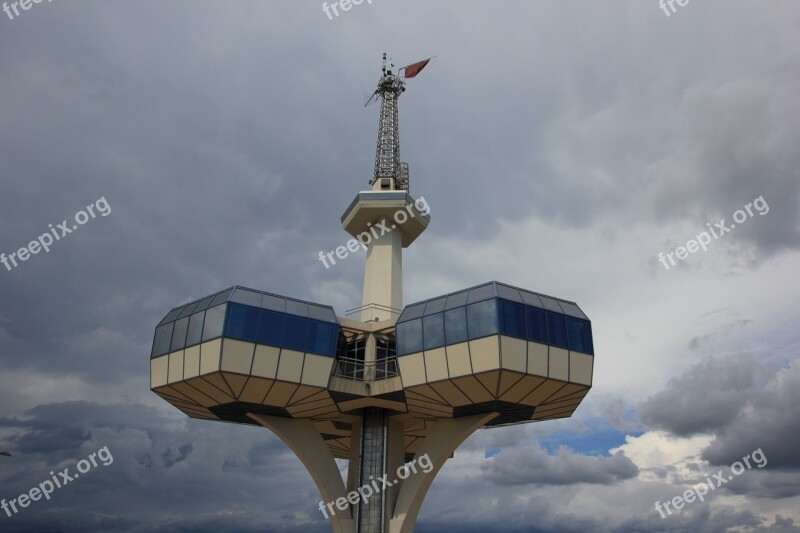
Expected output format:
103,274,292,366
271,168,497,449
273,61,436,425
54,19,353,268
372,73,405,185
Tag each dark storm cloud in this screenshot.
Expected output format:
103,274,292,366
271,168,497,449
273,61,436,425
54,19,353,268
482,445,638,486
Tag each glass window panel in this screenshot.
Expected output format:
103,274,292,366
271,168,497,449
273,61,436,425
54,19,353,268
423,297,446,316
467,299,499,339
158,308,182,326
186,311,205,347
396,319,423,355
520,291,544,308
202,303,227,342
152,322,174,358
444,290,469,310
230,288,262,307
225,303,261,342
261,293,286,312
444,307,468,345
499,299,526,338
398,302,426,322
256,309,284,346
559,302,588,320
177,302,199,319
496,284,523,302
170,317,190,352
525,306,548,343
282,315,309,351
467,283,497,304
307,320,338,356
210,289,233,308
423,313,445,350
308,304,336,323
539,296,564,313
285,299,309,317
193,294,217,312
566,316,593,355
546,311,568,348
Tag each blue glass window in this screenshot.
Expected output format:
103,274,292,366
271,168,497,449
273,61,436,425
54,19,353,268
170,317,189,352
397,318,423,355
209,290,232,308
399,303,426,322
202,303,227,342
499,299,526,339
285,299,309,317
257,309,285,346
444,290,468,310
444,307,468,345
230,288,262,307
566,316,593,354
423,313,445,350
152,322,174,358
467,299,498,339
307,320,338,356
467,283,497,304
525,306,548,344
282,315,308,351
225,303,261,341
186,311,205,347
424,297,447,315
546,311,568,349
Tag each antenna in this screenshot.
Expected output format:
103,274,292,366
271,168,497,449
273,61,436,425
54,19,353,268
367,53,432,188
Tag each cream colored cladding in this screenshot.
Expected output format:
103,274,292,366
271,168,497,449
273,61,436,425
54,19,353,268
396,333,592,425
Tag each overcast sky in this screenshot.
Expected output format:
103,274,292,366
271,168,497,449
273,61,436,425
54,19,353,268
1,1,799,532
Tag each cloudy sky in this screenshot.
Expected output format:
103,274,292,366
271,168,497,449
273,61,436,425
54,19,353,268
1,1,798,531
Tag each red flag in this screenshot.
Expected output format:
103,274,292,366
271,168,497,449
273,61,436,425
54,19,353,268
402,58,431,79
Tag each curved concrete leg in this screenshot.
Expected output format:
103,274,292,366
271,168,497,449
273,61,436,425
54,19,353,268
248,414,356,533
388,412,498,533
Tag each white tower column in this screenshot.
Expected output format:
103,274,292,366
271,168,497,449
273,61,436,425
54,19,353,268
361,217,403,321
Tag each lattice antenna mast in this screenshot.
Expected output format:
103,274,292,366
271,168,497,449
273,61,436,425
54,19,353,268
369,53,406,187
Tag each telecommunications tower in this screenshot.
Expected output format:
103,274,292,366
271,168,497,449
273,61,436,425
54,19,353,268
150,54,595,533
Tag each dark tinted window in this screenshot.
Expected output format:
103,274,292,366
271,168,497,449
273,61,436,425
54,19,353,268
546,311,568,349
467,299,498,339
158,308,182,326
423,313,445,350
257,309,284,346
170,317,190,352
152,322,174,358
202,304,227,342
282,315,308,351
499,299,526,338
444,307,468,345
186,311,205,347
525,306,548,343
396,319,423,355
193,295,216,312
307,320,338,356
225,303,261,341
566,316,593,354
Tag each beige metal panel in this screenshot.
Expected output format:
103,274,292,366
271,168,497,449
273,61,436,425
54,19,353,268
221,339,255,374
500,336,527,372
498,374,547,403
151,356,168,388
188,376,235,404
263,381,299,407
469,336,500,373
549,347,569,382
252,345,280,379
168,350,185,384
428,380,472,407
169,381,219,408
289,386,329,407
277,349,304,383
498,370,525,397
450,375,495,403
424,348,448,382
184,345,201,378
527,342,548,377
199,339,222,375
543,382,588,404
398,353,426,387
222,372,249,398
570,352,594,386
445,342,472,378
238,376,274,404
301,354,334,388
520,379,566,406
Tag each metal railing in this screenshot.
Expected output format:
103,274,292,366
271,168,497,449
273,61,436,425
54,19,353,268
344,303,403,322
333,357,399,382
